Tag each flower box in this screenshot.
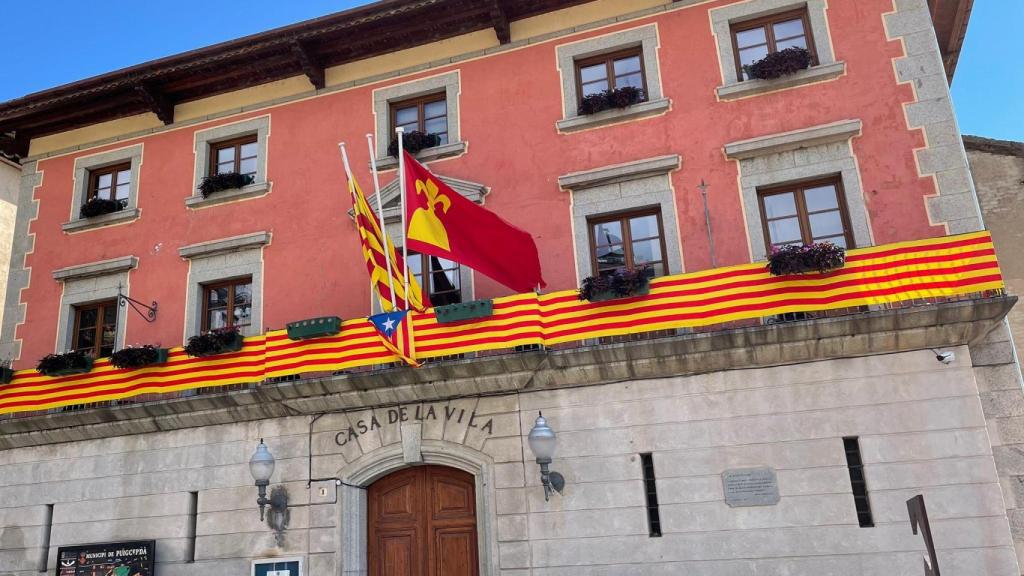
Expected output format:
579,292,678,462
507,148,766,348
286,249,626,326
434,299,494,324
37,351,94,377
79,197,126,219
743,47,812,80
110,345,169,370
388,131,442,157
766,242,845,276
578,86,645,115
185,328,245,357
287,316,343,340
578,266,652,302
198,172,255,198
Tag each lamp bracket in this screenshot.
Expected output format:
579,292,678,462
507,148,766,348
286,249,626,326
117,283,158,323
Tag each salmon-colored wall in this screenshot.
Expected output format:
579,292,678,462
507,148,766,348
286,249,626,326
14,0,943,368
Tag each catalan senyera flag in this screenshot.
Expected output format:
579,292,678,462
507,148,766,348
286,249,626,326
402,152,546,293
368,310,420,367
348,173,427,311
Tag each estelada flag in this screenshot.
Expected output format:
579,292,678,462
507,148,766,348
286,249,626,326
347,171,427,311
368,310,419,367
402,152,546,293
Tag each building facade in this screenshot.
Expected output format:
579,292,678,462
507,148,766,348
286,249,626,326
0,157,18,333
1,0,1022,575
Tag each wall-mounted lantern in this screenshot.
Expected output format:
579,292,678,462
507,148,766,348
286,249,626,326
249,439,276,521
527,412,565,501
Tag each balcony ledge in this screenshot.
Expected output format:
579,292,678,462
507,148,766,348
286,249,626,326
556,98,671,133
61,208,140,233
184,181,271,209
0,295,1013,449
373,141,467,171
716,62,846,101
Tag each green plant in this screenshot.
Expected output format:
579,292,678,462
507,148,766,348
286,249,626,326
743,47,812,80
388,131,442,157
184,327,243,357
766,242,846,276
110,345,167,369
578,266,652,301
578,86,645,115
79,197,126,218
36,350,94,376
198,172,255,198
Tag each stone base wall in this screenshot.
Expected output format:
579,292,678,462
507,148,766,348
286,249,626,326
0,348,1019,575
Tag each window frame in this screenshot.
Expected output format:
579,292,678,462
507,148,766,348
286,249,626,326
409,251,463,307
71,299,118,358
729,8,818,82
587,207,669,277
573,46,649,101
757,176,854,253
87,162,132,203
201,276,254,332
389,92,448,140
208,134,259,178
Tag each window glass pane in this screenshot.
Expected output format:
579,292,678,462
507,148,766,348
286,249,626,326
818,235,848,248
76,329,95,350
116,169,131,185
397,121,418,134
217,147,235,164
735,27,767,49
592,221,623,246
395,106,418,126
768,217,802,244
407,254,423,277
647,262,666,277
103,304,117,323
424,100,446,119
629,215,660,240
631,238,663,265
96,173,112,189
115,184,130,201
208,310,227,330
581,80,609,96
208,286,229,308
234,303,252,326
101,325,116,346
739,45,770,67
596,244,626,269
809,211,844,238
436,132,449,145
240,142,257,159
776,36,808,51
773,18,806,40
239,158,257,177
763,193,797,218
78,308,98,328
613,55,641,76
216,162,235,175
615,73,644,90
424,117,446,135
234,283,252,305
804,185,840,212
579,63,608,84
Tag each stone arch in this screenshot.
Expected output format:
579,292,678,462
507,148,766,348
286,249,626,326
336,439,500,576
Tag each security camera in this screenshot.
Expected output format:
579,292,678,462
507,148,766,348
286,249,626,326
934,351,955,364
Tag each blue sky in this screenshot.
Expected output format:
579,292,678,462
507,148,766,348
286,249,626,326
1,1,1020,141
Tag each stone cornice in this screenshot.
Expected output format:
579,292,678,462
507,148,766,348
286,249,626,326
724,119,862,160
52,256,138,281
178,231,272,259
558,154,681,191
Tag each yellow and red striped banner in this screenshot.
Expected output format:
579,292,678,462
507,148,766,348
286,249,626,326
0,232,1004,415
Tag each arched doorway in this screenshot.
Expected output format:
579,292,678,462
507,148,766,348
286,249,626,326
367,465,479,576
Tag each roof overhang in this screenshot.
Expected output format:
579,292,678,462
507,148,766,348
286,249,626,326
928,0,974,83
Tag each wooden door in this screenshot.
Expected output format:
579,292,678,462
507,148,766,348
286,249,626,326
368,465,479,576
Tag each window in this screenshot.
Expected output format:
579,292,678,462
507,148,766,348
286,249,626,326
758,178,853,252
640,453,662,537
88,162,132,204
202,277,253,331
588,209,668,277
575,48,647,98
210,135,258,178
731,9,817,81
843,437,874,528
391,94,448,145
72,300,118,358
409,252,461,306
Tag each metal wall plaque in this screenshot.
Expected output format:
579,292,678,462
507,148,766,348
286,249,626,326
56,540,155,576
723,467,780,507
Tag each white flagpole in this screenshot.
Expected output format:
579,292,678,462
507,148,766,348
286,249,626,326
366,134,397,311
396,126,410,311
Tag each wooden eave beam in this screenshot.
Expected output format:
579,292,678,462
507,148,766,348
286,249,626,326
134,82,174,125
291,40,325,90
0,132,29,159
490,0,511,44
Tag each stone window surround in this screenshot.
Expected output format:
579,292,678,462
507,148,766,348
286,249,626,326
63,144,143,233
724,119,872,262
373,71,466,171
179,231,270,339
187,116,271,209
711,0,846,101
337,440,499,575
555,24,670,133
52,256,137,355
558,154,684,280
